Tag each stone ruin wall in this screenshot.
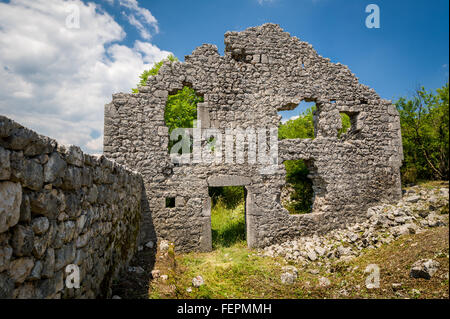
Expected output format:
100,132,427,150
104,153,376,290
0,116,142,299
0,23,404,299
104,24,404,252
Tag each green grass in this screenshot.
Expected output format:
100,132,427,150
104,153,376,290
173,243,294,299
211,199,246,249
150,226,449,299
146,182,449,299
415,180,449,189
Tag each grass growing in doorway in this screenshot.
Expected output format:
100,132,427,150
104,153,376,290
211,199,246,249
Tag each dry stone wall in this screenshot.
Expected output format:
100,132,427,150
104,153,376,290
0,116,142,299
104,24,403,252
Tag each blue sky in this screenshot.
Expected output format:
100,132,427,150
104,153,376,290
0,0,448,153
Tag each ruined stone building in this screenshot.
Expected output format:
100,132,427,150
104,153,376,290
104,23,403,252
0,23,403,299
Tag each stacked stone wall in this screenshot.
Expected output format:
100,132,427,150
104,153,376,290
0,116,142,298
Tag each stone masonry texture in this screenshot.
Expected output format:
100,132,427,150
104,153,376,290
103,24,404,252
0,116,142,299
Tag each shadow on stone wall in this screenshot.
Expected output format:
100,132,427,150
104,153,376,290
110,184,157,299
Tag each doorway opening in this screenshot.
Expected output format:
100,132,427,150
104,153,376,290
208,186,247,249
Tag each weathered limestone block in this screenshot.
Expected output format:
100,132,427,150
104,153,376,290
62,166,82,190
11,225,34,257
54,248,66,271
36,270,63,298
44,152,66,183
13,282,36,299
0,245,13,272
76,214,87,235
29,260,43,281
29,190,59,219
0,115,18,137
23,135,55,157
0,272,14,298
61,145,84,167
6,127,35,151
0,181,22,233
41,247,55,279
0,147,11,180
75,229,91,248
63,221,76,243
31,217,50,235
33,225,53,259
63,242,76,265
64,192,81,219
9,257,34,283
19,193,31,223
10,155,44,191
87,184,98,203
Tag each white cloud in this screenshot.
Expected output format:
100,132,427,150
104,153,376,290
281,115,299,124
118,0,159,37
86,134,104,152
123,12,152,40
0,0,171,154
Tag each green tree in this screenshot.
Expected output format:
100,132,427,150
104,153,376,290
209,186,245,210
278,106,316,214
338,113,351,137
283,159,314,214
278,107,315,139
396,83,449,183
165,86,203,153
165,86,202,134
132,55,203,152
132,54,178,93
278,107,351,140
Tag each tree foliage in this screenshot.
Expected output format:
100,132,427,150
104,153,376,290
338,113,351,137
209,186,245,210
132,54,178,93
396,83,449,183
278,107,351,140
164,87,203,153
282,159,314,214
278,106,317,214
165,86,203,134
278,107,315,139
133,55,203,153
